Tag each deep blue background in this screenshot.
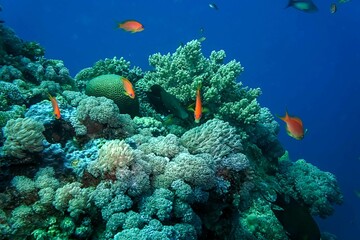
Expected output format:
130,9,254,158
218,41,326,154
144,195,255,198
2,0,360,239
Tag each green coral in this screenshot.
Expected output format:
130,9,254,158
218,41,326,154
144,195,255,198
277,159,344,218
85,74,139,117
11,176,36,194
21,41,45,61
0,105,25,128
138,40,261,127
75,57,143,91
240,198,287,240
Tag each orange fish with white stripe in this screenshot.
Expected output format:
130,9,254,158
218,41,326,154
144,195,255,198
48,93,61,119
278,110,306,140
121,77,135,99
194,85,202,123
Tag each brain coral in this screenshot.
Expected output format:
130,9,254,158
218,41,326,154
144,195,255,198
2,117,45,159
85,74,139,117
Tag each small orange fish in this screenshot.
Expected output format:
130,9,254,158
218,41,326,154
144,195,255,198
48,93,61,119
117,20,144,33
122,77,135,99
194,85,202,123
278,110,306,140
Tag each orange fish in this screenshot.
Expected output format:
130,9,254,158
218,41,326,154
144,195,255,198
194,85,202,123
122,77,135,99
278,110,306,140
48,93,61,119
117,20,144,33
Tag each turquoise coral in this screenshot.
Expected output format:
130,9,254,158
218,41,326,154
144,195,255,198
277,159,344,218
138,40,261,128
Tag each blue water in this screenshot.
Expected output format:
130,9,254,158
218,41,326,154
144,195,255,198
2,0,360,239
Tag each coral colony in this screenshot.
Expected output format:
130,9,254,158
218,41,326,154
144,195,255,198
0,22,342,239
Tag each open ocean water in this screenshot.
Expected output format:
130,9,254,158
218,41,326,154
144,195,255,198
1,0,359,239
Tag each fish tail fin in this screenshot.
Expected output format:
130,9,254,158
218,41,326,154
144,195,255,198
114,19,123,30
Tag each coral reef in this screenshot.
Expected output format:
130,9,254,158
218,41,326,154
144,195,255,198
138,40,284,171
0,21,343,240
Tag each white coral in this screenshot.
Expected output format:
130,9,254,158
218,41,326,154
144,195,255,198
88,140,135,177
2,118,45,158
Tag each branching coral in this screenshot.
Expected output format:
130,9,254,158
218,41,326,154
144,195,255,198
133,116,166,136
276,159,343,218
138,40,261,127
